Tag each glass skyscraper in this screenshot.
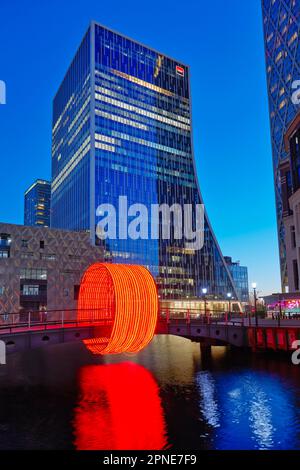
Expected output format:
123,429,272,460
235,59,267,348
262,0,300,291
24,179,51,227
51,22,237,300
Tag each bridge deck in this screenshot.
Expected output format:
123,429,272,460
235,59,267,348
0,316,299,357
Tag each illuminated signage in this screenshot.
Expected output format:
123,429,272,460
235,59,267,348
176,65,184,77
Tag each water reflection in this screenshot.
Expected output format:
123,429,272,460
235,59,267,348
197,372,220,428
0,336,300,449
196,368,300,450
73,362,167,450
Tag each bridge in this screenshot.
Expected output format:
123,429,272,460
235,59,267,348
0,308,299,362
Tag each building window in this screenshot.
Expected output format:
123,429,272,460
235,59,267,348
0,234,11,258
40,240,45,249
291,226,296,248
293,259,299,291
20,268,47,280
22,285,39,296
74,285,80,300
0,286,4,296
21,239,29,248
40,253,56,261
21,252,34,259
0,233,11,246
296,204,300,235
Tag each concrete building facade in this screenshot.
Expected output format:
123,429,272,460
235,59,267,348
283,112,300,292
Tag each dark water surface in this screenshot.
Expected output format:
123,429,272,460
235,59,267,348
0,335,299,450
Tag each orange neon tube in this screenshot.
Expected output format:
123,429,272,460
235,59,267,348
77,263,158,354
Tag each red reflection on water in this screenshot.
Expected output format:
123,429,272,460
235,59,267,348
73,362,167,450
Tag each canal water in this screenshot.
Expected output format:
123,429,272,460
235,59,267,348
0,335,300,450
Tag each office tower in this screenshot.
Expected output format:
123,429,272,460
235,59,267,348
24,179,51,227
262,0,300,291
51,22,237,300
224,257,249,302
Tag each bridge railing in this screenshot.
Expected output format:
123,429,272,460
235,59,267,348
0,308,113,333
159,307,242,325
1,306,298,334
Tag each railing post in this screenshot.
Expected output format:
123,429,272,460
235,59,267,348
166,308,170,324
28,311,31,329
186,309,190,324
62,310,64,329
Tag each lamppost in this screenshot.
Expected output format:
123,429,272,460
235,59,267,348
278,292,282,327
227,292,232,311
252,282,258,327
202,288,207,322
227,292,232,323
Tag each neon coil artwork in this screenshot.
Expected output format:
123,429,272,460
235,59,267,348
77,263,158,354
73,362,167,450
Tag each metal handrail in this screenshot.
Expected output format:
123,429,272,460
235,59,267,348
0,318,114,334
0,308,113,334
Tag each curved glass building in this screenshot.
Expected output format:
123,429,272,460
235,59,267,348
262,0,300,291
51,22,237,300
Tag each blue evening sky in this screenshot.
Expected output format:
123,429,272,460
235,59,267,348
0,0,280,295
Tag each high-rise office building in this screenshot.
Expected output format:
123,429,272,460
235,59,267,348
51,22,237,300
224,257,249,303
24,179,51,227
262,0,300,291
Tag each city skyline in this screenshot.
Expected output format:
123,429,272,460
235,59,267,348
0,0,280,295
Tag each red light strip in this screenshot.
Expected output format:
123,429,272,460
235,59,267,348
77,263,158,355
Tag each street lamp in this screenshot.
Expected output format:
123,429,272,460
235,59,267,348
227,292,232,313
278,292,282,327
226,292,232,323
252,282,258,327
202,288,208,320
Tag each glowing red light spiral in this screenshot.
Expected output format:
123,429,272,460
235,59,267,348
77,263,158,354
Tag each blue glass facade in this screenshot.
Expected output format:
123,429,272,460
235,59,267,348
262,0,300,290
224,257,249,303
24,179,51,227
51,22,237,300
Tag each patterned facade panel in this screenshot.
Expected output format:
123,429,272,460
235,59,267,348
0,223,105,318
